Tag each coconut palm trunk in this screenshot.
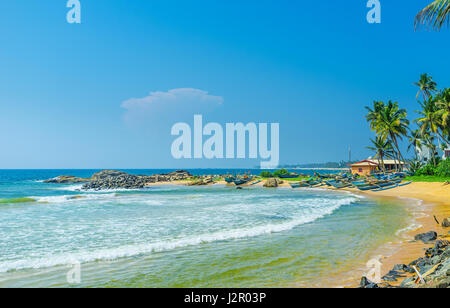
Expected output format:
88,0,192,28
391,135,406,171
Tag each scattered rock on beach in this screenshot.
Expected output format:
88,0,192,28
362,234,450,288
263,178,283,188
442,218,450,228
392,264,415,273
360,277,379,288
414,231,438,244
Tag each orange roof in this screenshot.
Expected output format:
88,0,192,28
350,160,379,167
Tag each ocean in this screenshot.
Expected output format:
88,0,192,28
0,169,411,287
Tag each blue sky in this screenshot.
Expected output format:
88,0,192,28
0,0,449,169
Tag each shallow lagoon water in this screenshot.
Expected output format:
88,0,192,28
0,170,410,287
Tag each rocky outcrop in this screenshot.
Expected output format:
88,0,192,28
414,231,438,243
44,169,195,190
43,175,91,184
399,240,450,288
263,178,283,188
82,174,148,190
92,170,129,180
442,218,450,228
369,237,450,288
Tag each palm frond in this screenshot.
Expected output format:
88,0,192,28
415,0,450,31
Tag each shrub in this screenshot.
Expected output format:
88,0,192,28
260,171,273,178
416,163,438,176
273,169,289,177
409,160,424,175
437,158,450,177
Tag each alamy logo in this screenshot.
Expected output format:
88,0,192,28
366,256,382,283
366,0,381,24
171,115,279,168
66,0,81,24
66,261,81,284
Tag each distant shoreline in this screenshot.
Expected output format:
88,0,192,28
290,168,349,170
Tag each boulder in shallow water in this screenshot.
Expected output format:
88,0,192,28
414,231,438,243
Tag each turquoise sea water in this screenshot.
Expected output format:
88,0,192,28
0,170,410,288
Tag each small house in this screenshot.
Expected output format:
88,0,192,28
350,160,379,176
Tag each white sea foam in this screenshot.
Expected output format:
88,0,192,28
56,184,84,191
32,194,116,203
0,196,356,273
395,223,423,237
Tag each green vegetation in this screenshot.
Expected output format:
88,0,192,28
365,100,410,171
259,170,308,181
437,158,450,177
260,171,273,178
0,197,36,204
405,175,450,183
365,74,449,181
280,177,310,182
273,169,289,177
366,136,394,173
415,0,450,31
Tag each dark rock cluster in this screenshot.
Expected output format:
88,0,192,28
361,231,450,288
414,231,438,243
44,169,195,190
400,239,450,288
82,174,149,190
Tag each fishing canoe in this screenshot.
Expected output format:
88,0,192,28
250,180,262,185
373,181,412,192
278,174,298,179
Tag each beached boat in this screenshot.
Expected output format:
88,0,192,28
233,177,253,186
371,181,412,192
250,179,262,185
225,177,235,183
332,182,352,189
289,182,301,188
308,180,322,186
278,174,298,179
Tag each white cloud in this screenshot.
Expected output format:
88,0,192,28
122,88,223,124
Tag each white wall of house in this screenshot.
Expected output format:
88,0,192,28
416,145,432,162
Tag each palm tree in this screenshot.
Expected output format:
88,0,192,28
414,73,437,100
416,97,446,147
378,101,410,171
415,0,450,31
365,101,410,171
365,101,385,130
367,136,394,172
435,88,450,144
408,129,423,159
422,133,439,167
